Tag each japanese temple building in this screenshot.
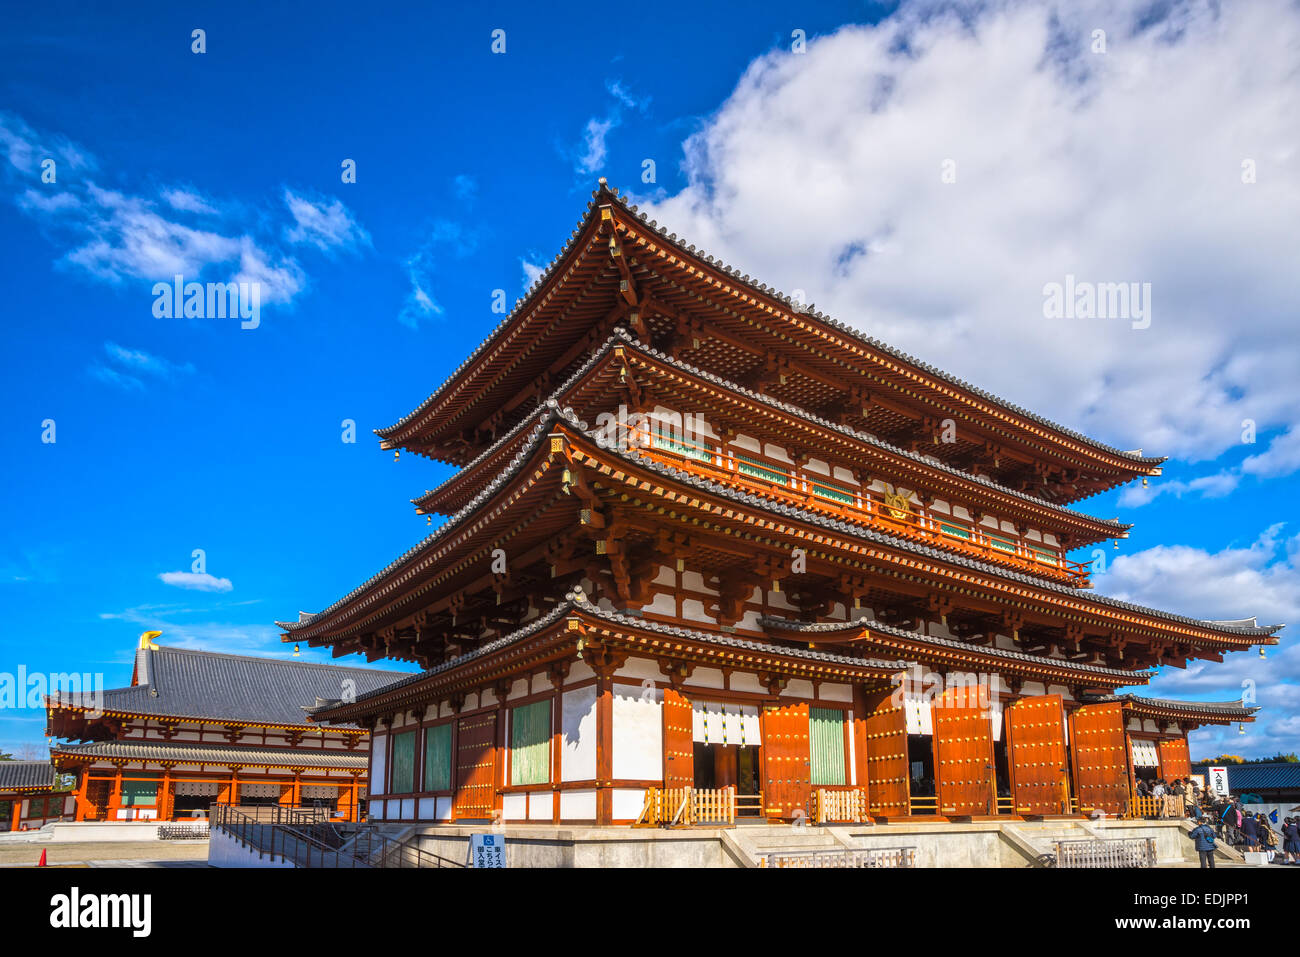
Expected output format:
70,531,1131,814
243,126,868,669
283,182,1278,827
44,638,401,822
0,761,73,831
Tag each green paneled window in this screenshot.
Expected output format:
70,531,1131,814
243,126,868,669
390,730,416,794
423,723,452,792
735,453,790,486
510,699,552,787
809,707,847,786
652,434,712,463
120,781,158,807
939,522,972,540
811,480,856,505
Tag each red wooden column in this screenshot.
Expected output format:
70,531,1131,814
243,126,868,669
160,765,174,821
851,684,871,803
549,662,569,824
9,801,20,831
72,766,90,821
588,647,625,826
107,764,124,821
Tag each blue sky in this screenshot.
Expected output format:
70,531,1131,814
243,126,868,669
2,0,1296,761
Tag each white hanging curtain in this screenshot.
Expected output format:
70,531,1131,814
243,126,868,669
904,692,933,736
300,785,339,799
172,780,221,796
1131,739,1160,767
239,781,282,798
691,700,760,745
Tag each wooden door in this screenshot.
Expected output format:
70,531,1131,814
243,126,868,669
453,713,497,820
762,701,810,820
1006,694,1070,815
1069,702,1130,815
662,687,694,789
932,686,995,816
1158,737,1191,780
864,689,909,817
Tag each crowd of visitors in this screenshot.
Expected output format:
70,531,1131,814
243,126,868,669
1182,782,1300,867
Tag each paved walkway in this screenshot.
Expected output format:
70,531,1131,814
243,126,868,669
0,840,209,868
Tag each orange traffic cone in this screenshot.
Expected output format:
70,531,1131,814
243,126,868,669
37,849,47,867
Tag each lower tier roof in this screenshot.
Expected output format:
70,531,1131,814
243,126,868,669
49,740,368,772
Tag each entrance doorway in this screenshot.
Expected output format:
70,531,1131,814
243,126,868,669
693,742,763,816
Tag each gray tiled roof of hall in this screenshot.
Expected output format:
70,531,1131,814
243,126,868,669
308,592,909,714
377,183,1165,469
47,645,408,728
50,739,368,771
282,403,1282,641
0,760,56,791
1082,693,1259,715
758,616,1149,680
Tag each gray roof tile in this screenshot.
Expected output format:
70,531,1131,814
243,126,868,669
48,645,407,728
51,740,367,771
0,760,56,791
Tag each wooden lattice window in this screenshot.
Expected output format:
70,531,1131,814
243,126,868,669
423,723,452,792
809,707,847,786
510,700,551,787
390,730,416,794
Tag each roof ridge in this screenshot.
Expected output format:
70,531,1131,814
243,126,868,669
375,181,1168,467
147,644,404,675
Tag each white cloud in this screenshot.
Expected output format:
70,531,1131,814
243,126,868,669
90,341,196,390
162,187,218,215
1092,524,1299,755
639,0,1300,466
520,258,546,289
397,220,476,329
571,79,651,175
1118,470,1240,507
1242,428,1300,479
158,571,234,593
0,113,365,316
283,189,371,254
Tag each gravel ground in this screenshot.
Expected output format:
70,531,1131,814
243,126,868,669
0,840,210,867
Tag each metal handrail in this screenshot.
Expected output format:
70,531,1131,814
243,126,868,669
211,804,463,868
621,424,1091,585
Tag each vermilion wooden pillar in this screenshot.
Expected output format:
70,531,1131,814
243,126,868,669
107,764,124,821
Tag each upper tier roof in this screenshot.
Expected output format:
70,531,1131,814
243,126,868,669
376,182,1164,502
412,329,1131,546
47,644,408,729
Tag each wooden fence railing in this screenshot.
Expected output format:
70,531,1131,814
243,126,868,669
1125,795,1183,820
636,787,736,827
1054,837,1156,868
760,847,916,868
813,787,869,824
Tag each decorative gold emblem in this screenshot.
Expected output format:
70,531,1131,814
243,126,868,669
882,489,912,521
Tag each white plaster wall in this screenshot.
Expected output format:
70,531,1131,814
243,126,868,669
617,657,661,683
612,686,662,780
690,667,725,690
528,792,551,820
729,672,767,695
560,789,597,820
370,733,387,797
819,683,852,703
503,792,527,820
613,788,647,821
785,679,814,699
561,685,598,782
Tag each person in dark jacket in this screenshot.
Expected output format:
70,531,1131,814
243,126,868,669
1241,812,1260,851
1188,813,1217,869
1282,817,1300,864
